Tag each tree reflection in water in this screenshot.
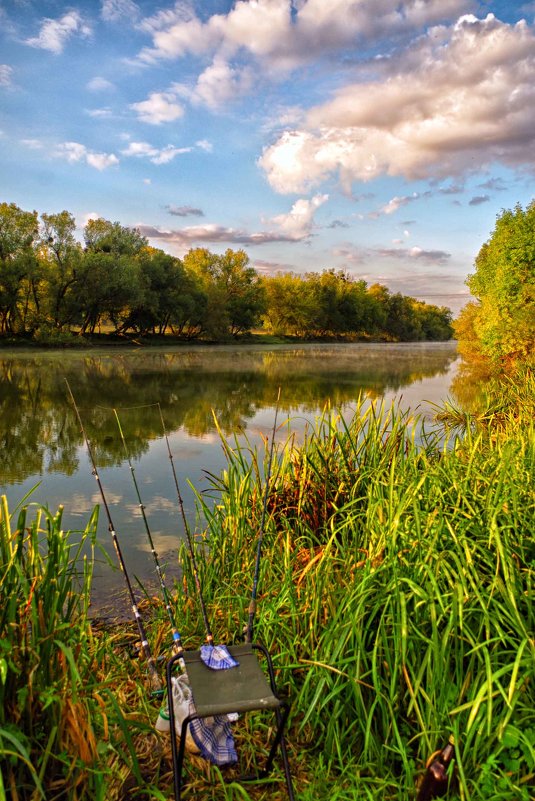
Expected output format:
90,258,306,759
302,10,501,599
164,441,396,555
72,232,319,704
0,343,459,606
0,343,458,483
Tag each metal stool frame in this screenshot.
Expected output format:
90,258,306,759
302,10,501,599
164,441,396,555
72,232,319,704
166,642,295,800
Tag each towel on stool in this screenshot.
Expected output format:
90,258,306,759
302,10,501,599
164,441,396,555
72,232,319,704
200,644,239,670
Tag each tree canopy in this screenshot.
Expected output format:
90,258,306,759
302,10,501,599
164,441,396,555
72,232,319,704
455,201,535,371
0,200,453,344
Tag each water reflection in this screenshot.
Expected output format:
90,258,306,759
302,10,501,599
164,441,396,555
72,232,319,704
0,343,458,606
0,343,458,483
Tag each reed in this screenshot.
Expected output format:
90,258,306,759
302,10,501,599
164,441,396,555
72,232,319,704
189,399,534,800
0,497,105,798
1,393,533,800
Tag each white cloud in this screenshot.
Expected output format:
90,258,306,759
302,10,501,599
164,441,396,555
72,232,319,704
56,142,119,170
195,139,213,152
130,91,184,124
137,223,304,248
86,76,115,92
136,0,470,69
0,64,13,87
121,140,192,164
25,11,92,54
87,152,120,170
174,59,254,110
101,0,140,23
79,211,101,228
22,139,43,149
86,108,114,118
260,15,535,192
379,194,419,215
271,194,329,239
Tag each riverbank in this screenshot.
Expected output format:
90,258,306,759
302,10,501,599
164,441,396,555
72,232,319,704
1,393,533,800
0,330,440,350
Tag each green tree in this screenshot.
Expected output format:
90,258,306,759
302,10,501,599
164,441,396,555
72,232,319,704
217,249,266,336
0,202,40,334
412,301,453,341
119,247,201,336
84,217,147,256
40,211,83,329
183,248,265,338
385,293,423,341
458,201,535,369
263,273,316,337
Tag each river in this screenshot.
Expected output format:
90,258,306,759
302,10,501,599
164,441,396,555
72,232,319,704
0,341,459,608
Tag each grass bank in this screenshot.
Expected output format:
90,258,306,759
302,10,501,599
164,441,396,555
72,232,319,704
1,394,533,800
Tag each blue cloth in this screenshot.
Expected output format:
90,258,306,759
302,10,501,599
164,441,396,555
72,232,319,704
200,644,239,670
188,713,238,766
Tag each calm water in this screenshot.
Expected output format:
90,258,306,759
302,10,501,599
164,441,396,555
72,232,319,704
0,342,459,608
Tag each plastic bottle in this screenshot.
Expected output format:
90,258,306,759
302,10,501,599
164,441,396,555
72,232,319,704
154,702,170,733
416,735,456,800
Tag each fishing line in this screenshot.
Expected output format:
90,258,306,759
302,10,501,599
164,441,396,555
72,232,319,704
157,403,215,646
245,387,281,643
65,380,162,693
113,408,183,657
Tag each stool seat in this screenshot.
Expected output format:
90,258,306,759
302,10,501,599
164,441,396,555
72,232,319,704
182,643,281,716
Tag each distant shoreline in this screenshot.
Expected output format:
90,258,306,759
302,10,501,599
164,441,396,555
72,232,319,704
0,331,457,350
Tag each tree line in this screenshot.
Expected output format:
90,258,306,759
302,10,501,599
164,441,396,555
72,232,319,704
0,201,453,343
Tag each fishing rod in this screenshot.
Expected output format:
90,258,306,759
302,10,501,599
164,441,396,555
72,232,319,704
245,388,281,643
65,381,162,693
157,403,215,647
113,408,183,657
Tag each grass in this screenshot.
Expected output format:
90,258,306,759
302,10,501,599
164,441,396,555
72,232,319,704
1,392,534,800
189,399,534,800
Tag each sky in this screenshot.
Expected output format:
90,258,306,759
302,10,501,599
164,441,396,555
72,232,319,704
1,0,534,317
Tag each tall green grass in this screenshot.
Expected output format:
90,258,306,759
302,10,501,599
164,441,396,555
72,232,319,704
2,395,533,800
189,400,534,800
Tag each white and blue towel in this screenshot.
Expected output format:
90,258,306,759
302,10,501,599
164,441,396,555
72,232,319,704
200,644,239,670
188,713,238,766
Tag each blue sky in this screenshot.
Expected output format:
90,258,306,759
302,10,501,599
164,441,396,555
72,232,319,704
1,0,534,316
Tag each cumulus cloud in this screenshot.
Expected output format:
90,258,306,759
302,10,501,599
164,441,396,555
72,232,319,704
130,91,184,124
56,142,118,170
121,140,192,164
25,11,92,54
0,64,13,87
101,0,140,23
271,194,329,239
173,59,254,110
136,0,469,69
260,15,535,192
